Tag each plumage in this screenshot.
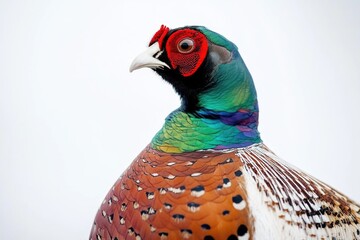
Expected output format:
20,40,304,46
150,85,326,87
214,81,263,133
90,25,360,239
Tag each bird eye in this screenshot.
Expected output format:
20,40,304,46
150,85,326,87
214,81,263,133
177,38,194,53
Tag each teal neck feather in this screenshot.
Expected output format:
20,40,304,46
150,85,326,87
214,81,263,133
151,104,261,153
151,27,262,153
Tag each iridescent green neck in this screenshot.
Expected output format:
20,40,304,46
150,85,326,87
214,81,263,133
151,104,261,153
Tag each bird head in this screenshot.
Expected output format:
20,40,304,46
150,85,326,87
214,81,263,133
130,25,257,113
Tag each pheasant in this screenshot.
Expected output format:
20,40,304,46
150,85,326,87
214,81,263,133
90,25,360,240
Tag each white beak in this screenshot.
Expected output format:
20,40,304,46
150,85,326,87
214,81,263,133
129,42,170,72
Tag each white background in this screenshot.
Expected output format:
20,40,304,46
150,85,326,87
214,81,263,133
1,1,359,239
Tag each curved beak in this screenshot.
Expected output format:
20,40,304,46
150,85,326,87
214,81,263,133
129,42,170,72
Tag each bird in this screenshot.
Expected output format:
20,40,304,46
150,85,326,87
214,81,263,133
90,25,360,240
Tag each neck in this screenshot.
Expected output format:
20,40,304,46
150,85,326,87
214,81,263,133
151,103,261,153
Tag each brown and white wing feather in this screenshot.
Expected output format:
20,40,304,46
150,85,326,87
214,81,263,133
237,143,360,240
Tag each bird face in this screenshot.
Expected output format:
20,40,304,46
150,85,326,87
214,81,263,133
154,26,209,77
130,25,209,77
130,25,256,112
130,25,217,111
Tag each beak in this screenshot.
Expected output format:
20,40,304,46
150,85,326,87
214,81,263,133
129,42,170,72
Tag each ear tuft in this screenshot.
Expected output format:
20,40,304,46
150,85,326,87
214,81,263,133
149,25,169,49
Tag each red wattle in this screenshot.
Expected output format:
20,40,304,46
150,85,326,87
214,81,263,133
166,29,208,77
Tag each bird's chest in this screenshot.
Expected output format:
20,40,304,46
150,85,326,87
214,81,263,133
91,147,252,240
